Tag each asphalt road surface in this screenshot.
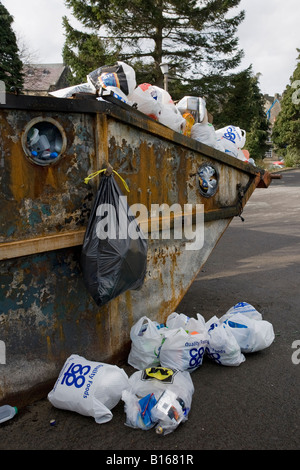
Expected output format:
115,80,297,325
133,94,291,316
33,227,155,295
1,169,299,454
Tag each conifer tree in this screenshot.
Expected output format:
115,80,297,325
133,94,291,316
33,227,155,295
63,0,245,95
272,49,300,164
0,2,24,91
212,67,269,160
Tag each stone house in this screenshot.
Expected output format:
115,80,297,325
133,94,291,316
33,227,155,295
23,63,70,96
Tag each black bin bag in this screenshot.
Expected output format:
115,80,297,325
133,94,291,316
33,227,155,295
81,173,148,306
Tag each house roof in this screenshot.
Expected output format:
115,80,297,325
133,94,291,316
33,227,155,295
23,64,68,92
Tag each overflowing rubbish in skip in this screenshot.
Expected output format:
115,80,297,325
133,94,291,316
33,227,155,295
50,61,254,165
47,302,275,435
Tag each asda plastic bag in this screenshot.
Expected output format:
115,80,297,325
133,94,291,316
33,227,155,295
48,354,129,423
159,326,209,372
123,367,194,434
80,173,147,306
205,316,246,366
128,316,167,369
88,61,136,96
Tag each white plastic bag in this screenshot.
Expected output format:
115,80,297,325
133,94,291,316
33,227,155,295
219,302,263,323
153,86,187,132
166,312,206,333
48,354,129,423
158,105,186,133
205,316,246,366
215,125,246,149
160,326,209,372
104,86,129,103
216,136,239,158
128,316,166,369
191,123,221,149
125,366,194,434
176,96,207,123
49,82,96,98
222,313,275,353
128,85,162,119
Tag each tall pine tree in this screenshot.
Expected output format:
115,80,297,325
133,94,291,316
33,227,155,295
0,2,24,91
272,49,300,164
212,67,269,160
63,0,245,95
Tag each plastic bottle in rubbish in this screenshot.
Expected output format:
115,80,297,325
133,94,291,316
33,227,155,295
183,112,195,137
0,405,18,424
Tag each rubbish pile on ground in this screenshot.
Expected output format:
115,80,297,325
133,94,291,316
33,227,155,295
49,61,254,165
47,302,275,435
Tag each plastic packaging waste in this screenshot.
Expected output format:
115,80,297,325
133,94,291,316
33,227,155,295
166,312,206,332
0,405,18,424
191,122,223,150
49,82,96,98
48,354,129,424
160,326,209,372
122,389,157,430
218,302,275,353
176,96,207,123
215,125,246,149
219,302,263,323
123,367,194,435
88,61,136,96
222,313,275,353
158,104,186,133
205,316,246,366
104,86,129,103
128,316,167,369
128,84,162,120
183,112,195,137
152,389,186,435
215,125,246,158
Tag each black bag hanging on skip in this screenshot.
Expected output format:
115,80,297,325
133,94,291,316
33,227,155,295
81,170,148,307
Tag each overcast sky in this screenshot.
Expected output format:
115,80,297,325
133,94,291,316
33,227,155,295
2,0,299,96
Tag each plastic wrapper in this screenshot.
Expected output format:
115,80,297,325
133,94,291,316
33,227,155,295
81,173,147,306
48,354,129,423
